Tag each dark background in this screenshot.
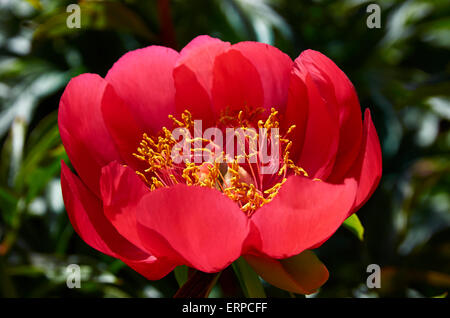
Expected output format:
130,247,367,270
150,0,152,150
0,0,449,298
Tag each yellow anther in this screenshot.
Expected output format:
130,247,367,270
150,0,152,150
151,177,164,189
286,124,296,135
169,174,178,184
168,115,184,127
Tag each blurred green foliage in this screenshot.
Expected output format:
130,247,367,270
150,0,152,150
0,0,449,298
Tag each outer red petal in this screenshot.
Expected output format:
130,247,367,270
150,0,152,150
61,161,116,257
296,70,339,179
174,36,230,126
250,176,357,259
105,46,179,135
309,111,381,247
61,162,174,280
230,41,293,113
348,109,382,213
136,185,249,273
58,74,121,196
61,162,147,259
100,161,150,251
245,250,329,294
299,50,363,182
123,256,175,281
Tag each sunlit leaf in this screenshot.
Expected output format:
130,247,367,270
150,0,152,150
343,213,365,241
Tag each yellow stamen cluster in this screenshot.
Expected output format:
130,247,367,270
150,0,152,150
133,128,178,190
223,160,287,215
133,108,309,215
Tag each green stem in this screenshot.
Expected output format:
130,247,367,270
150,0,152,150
232,257,266,298
173,270,221,298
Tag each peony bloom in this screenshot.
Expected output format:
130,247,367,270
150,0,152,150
59,35,382,294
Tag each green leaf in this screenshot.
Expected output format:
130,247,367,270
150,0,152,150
173,265,189,288
0,187,19,225
173,270,220,298
15,114,62,194
232,257,266,298
343,213,365,241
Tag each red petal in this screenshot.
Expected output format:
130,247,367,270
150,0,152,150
177,35,230,95
179,35,229,57
101,84,146,171
348,109,382,213
105,46,179,135
174,36,230,126
250,176,357,258
61,162,174,280
59,74,121,196
61,161,116,257
296,69,339,179
299,50,363,182
100,161,150,251
174,64,215,126
245,250,329,294
231,41,293,113
281,71,309,163
212,49,264,116
61,162,146,259
123,256,175,281
136,185,249,273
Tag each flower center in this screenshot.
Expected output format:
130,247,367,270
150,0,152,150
133,108,308,215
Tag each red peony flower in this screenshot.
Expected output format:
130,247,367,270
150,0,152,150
58,35,382,294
